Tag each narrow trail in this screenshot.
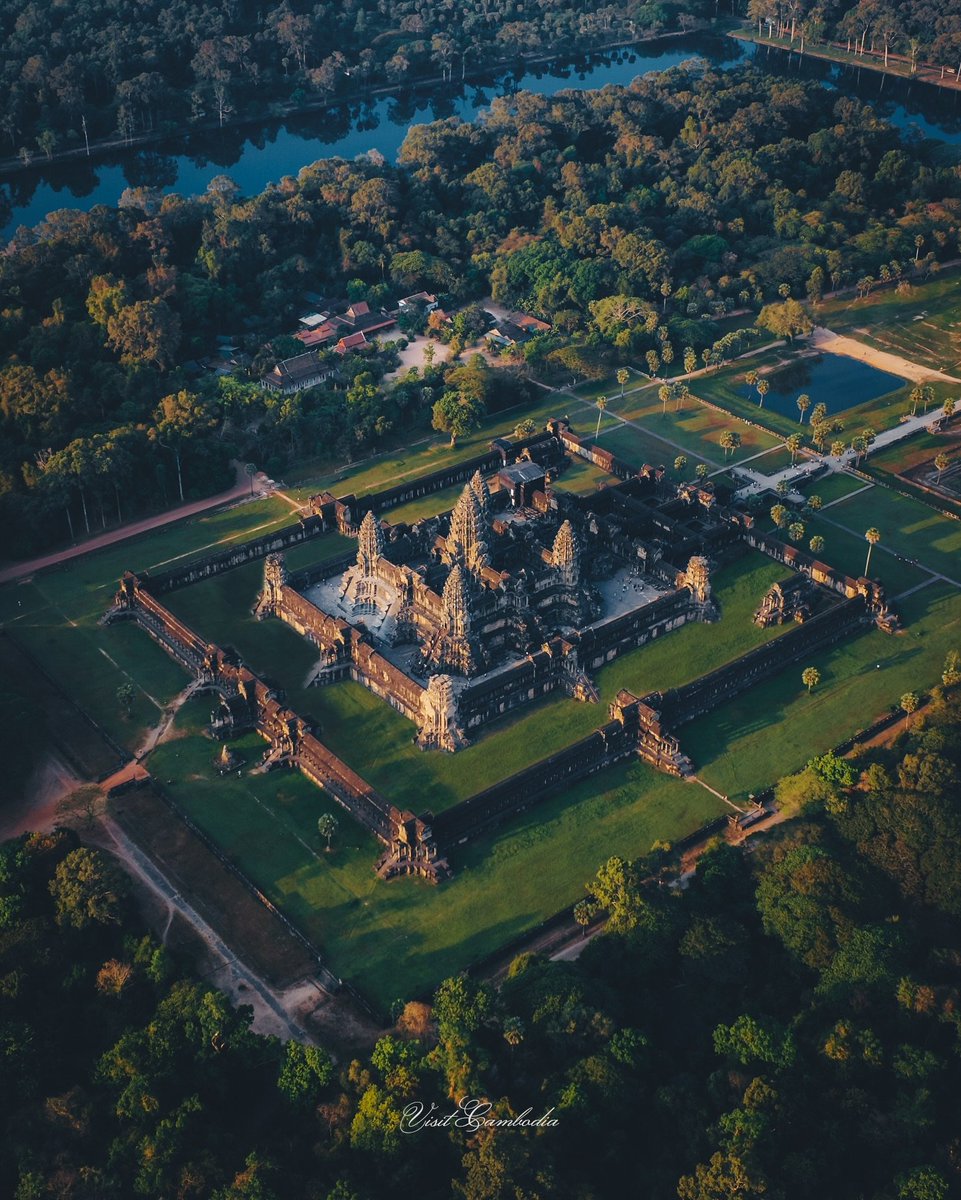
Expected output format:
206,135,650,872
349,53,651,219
97,814,315,1043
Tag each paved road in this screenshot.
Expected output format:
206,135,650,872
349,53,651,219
730,401,954,502
0,462,269,586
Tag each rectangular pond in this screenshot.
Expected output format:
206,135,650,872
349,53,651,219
752,352,905,421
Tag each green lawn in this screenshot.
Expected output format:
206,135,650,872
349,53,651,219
160,546,787,804
379,483,464,525
595,424,711,473
163,552,788,814
819,272,961,371
800,472,870,506
748,446,801,476
0,508,347,755
861,434,961,518
867,430,956,478
149,715,724,1012
285,390,582,502
610,390,780,465
799,513,931,595
688,582,961,799
553,456,619,495
820,487,961,582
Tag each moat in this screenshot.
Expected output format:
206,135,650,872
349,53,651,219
4,31,961,239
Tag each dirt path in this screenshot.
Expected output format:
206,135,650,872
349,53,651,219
811,326,961,384
95,814,317,1042
0,463,270,586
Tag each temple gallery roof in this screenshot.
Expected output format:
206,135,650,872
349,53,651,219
498,462,545,484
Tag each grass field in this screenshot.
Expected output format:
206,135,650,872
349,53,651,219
818,487,961,582
798,511,931,595
867,430,958,478
689,582,961,799
380,483,464,525
0,504,349,755
820,274,961,372
592,397,779,473
798,472,870,506
148,710,724,1011
861,432,961,517
553,456,619,494
748,446,798,475
285,389,582,502
147,573,961,1009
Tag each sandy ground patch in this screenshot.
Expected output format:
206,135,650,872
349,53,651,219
811,325,961,383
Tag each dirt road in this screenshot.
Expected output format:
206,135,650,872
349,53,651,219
0,463,269,586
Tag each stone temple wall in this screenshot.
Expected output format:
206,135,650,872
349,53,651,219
457,640,570,730
575,588,699,672
108,572,421,854
270,583,426,724
654,595,867,729
133,430,554,597
739,523,882,603
322,429,555,528
144,514,334,595
434,693,645,844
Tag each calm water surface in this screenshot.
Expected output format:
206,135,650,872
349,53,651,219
3,33,961,238
753,352,906,421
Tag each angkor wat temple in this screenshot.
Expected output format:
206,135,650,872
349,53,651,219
105,420,900,884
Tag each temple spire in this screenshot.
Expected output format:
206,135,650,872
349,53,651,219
447,483,489,573
552,520,580,588
470,469,492,522
356,510,383,575
442,564,471,639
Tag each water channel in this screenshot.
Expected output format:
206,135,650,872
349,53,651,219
3,32,961,239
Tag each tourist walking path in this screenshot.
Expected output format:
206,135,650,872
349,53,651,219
0,462,269,586
730,401,954,502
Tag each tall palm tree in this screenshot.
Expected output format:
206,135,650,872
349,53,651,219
797,393,811,424
757,379,770,408
863,527,881,575
595,396,608,439
616,367,629,401
935,453,949,484
802,666,820,693
786,433,802,465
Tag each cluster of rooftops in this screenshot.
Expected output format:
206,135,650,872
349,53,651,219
262,291,551,394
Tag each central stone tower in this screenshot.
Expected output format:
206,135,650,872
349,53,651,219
446,482,490,575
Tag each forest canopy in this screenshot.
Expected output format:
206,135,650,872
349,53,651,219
2,61,959,561
3,686,961,1197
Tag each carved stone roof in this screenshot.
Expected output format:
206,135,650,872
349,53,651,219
447,483,489,572
442,564,471,637
470,469,492,521
551,519,579,570
357,510,384,573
